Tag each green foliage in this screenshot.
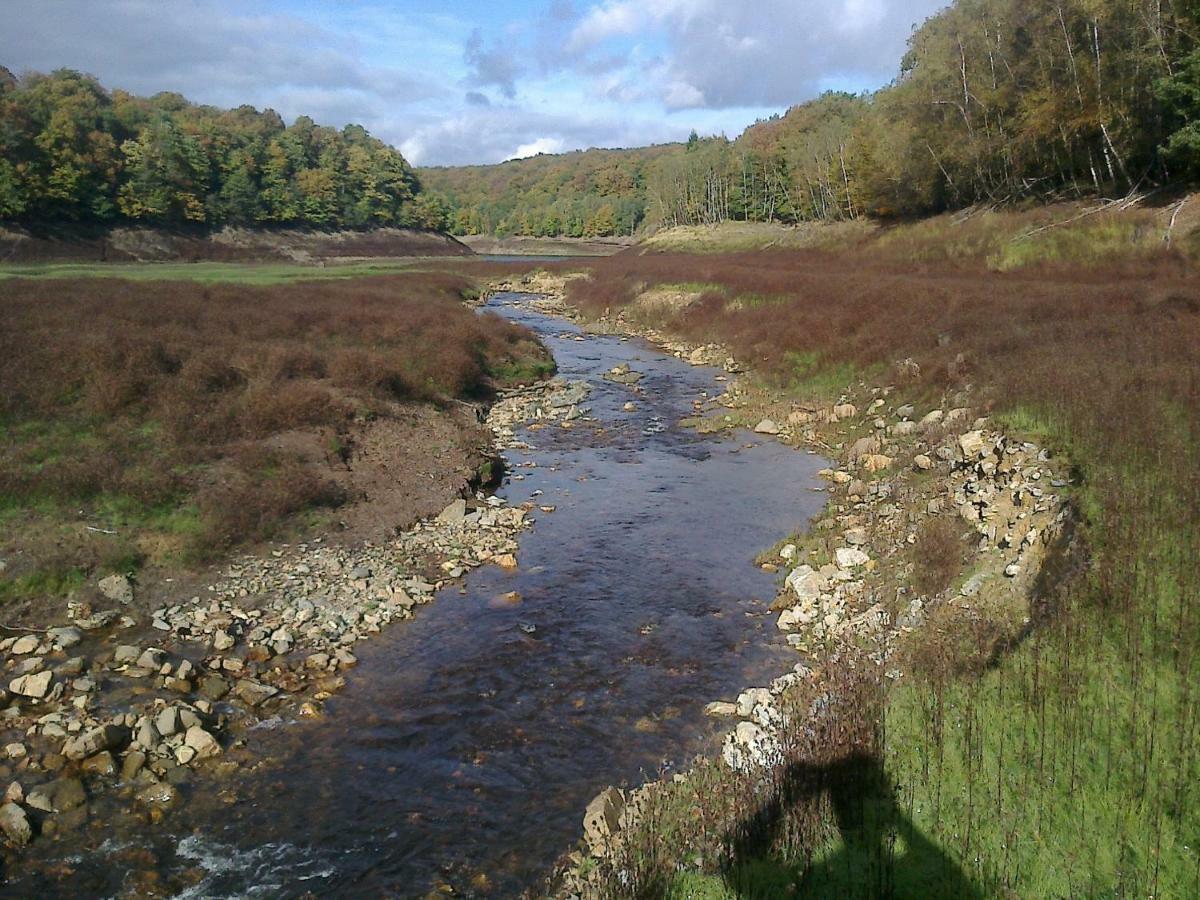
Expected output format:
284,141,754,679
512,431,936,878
426,0,1197,235
0,69,427,229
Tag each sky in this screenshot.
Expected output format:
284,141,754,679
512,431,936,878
0,0,949,167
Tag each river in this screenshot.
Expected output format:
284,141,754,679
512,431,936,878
7,292,826,898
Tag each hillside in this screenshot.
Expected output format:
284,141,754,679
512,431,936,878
422,0,1199,240
0,67,449,234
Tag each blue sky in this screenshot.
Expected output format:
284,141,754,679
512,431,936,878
0,1,949,166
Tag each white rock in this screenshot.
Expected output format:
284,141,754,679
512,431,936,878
8,671,52,699
98,574,134,604
184,726,221,760
835,548,870,569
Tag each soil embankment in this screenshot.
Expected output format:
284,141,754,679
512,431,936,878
0,224,472,264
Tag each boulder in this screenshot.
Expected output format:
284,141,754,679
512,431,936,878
835,548,870,569
48,627,82,650
0,803,32,846
785,565,823,603
10,636,39,655
63,723,130,761
184,726,221,760
753,419,781,435
958,431,986,461
98,574,133,604
234,679,279,707
27,777,86,813
436,499,467,524
583,787,626,855
9,671,52,700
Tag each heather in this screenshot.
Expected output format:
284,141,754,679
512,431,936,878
0,272,550,599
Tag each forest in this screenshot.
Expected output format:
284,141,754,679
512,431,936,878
423,0,1200,236
0,66,445,231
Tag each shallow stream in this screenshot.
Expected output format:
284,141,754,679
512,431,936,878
9,293,827,898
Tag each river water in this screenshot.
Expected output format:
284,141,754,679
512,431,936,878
7,293,826,898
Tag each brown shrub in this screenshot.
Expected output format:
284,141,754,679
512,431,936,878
0,271,548,565
912,517,967,597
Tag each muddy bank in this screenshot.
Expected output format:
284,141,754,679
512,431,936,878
0,224,471,263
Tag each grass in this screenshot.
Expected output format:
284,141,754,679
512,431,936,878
0,270,551,603
552,241,1200,897
0,259,428,284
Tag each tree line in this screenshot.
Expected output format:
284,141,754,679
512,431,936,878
0,66,446,231
424,0,1200,236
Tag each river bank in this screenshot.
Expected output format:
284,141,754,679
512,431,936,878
489,271,1076,896
1,288,837,896
0,372,597,874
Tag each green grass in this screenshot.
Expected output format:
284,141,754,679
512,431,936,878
0,259,429,284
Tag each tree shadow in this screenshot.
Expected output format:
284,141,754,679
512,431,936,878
720,752,980,899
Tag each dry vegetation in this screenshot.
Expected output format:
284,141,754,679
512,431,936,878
0,272,550,613
558,242,1200,895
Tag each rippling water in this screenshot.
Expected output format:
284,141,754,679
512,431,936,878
7,293,826,899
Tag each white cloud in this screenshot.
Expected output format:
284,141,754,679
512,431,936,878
509,137,568,160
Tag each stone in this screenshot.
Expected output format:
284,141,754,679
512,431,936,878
155,708,181,738
835,548,870,569
785,566,823,603
10,636,39,655
80,751,117,777
212,630,236,651
583,786,625,855
98,574,133,604
892,421,917,437
199,672,229,700
135,781,176,807
704,701,739,717
913,454,933,471
1005,564,1022,578
63,723,130,761
4,783,22,804
234,680,279,707
753,419,781,435
436,499,467,524
121,751,146,780
184,726,221,760
9,671,52,700
27,777,86,813
958,431,986,461
833,403,857,420
492,553,518,569
844,528,868,547
736,688,773,718
113,645,140,665
862,454,893,473
48,627,82,650
136,648,166,671
4,743,25,760
0,803,32,846
778,544,797,561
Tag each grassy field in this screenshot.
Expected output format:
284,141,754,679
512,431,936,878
0,269,550,618
559,243,1200,897
0,259,434,284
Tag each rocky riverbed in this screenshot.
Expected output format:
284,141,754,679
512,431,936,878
0,376,594,857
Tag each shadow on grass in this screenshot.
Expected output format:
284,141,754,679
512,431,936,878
721,752,979,900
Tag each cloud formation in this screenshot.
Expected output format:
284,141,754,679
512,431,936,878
0,1,949,166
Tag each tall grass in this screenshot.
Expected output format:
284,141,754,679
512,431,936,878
558,246,1200,896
